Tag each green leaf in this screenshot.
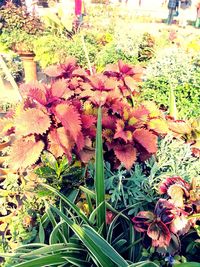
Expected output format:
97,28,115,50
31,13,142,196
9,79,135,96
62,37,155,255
15,244,48,253
39,221,45,243
51,205,129,267
79,186,96,199
89,202,105,224
20,244,69,258
49,222,67,245
41,150,58,170
95,107,106,236
169,85,178,119
63,257,91,266
128,262,160,267
42,184,91,225
82,224,129,267
12,254,66,267
174,263,200,267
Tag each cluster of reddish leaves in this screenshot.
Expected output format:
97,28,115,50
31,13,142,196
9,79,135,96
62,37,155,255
132,176,199,249
167,116,200,157
0,57,169,170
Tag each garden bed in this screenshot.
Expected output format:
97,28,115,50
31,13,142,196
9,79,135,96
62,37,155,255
0,2,199,267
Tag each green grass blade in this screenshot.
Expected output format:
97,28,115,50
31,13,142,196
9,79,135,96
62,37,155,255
95,107,106,236
12,254,66,267
128,262,160,267
89,202,104,224
82,224,129,267
79,186,96,198
59,200,69,242
51,205,128,267
86,193,93,215
20,244,69,258
63,257,91,267
49,222,68,245
46,204,57,228
39,220,45,243
169,85,178,119
42,184,91,225
174,263,200,267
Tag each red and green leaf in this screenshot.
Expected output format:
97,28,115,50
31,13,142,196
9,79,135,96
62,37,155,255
50,78,68,99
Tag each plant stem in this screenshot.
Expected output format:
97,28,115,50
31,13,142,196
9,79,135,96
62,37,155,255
169,82,178,119
81,35,93,75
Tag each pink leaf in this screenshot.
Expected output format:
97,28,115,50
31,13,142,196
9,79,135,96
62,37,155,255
50,78,68,98
9,138,44,170
48,127,74,158
54,103,82,142
15,108,51,137
81,114,96,129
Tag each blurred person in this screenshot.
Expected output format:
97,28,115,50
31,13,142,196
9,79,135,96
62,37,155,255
167,0,179,24
74,0,86,30
179,0,192,27
195,0,200,28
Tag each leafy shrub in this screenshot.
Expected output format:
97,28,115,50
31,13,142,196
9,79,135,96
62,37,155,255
138,32,155,62
103,135,200,213
0,29,36,52
0,170,45,263
0,59,168,172
0,1,44,34
95,42,138,71
33,35,70,68
64,36,98,67
141,46,200,119
0,109,156,267
33,35,98,69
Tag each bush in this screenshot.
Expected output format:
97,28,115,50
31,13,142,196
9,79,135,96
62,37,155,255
34,35,98,69
141,47,200,119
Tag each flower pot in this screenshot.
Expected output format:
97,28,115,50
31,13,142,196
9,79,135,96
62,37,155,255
19,52,37,83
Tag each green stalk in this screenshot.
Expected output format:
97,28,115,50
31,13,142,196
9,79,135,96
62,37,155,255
95,107,106,237
81,35,93,75
169,83,178,119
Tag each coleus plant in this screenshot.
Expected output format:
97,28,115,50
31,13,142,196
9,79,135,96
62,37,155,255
132,176,200,250
0,58,169,171
167,116,200,157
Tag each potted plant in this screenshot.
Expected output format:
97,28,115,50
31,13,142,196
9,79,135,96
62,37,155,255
0,1,44,82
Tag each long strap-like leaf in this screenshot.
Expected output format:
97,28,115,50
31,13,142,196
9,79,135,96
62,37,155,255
95,107,106,236
42,183,91,225
51,205,129,267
